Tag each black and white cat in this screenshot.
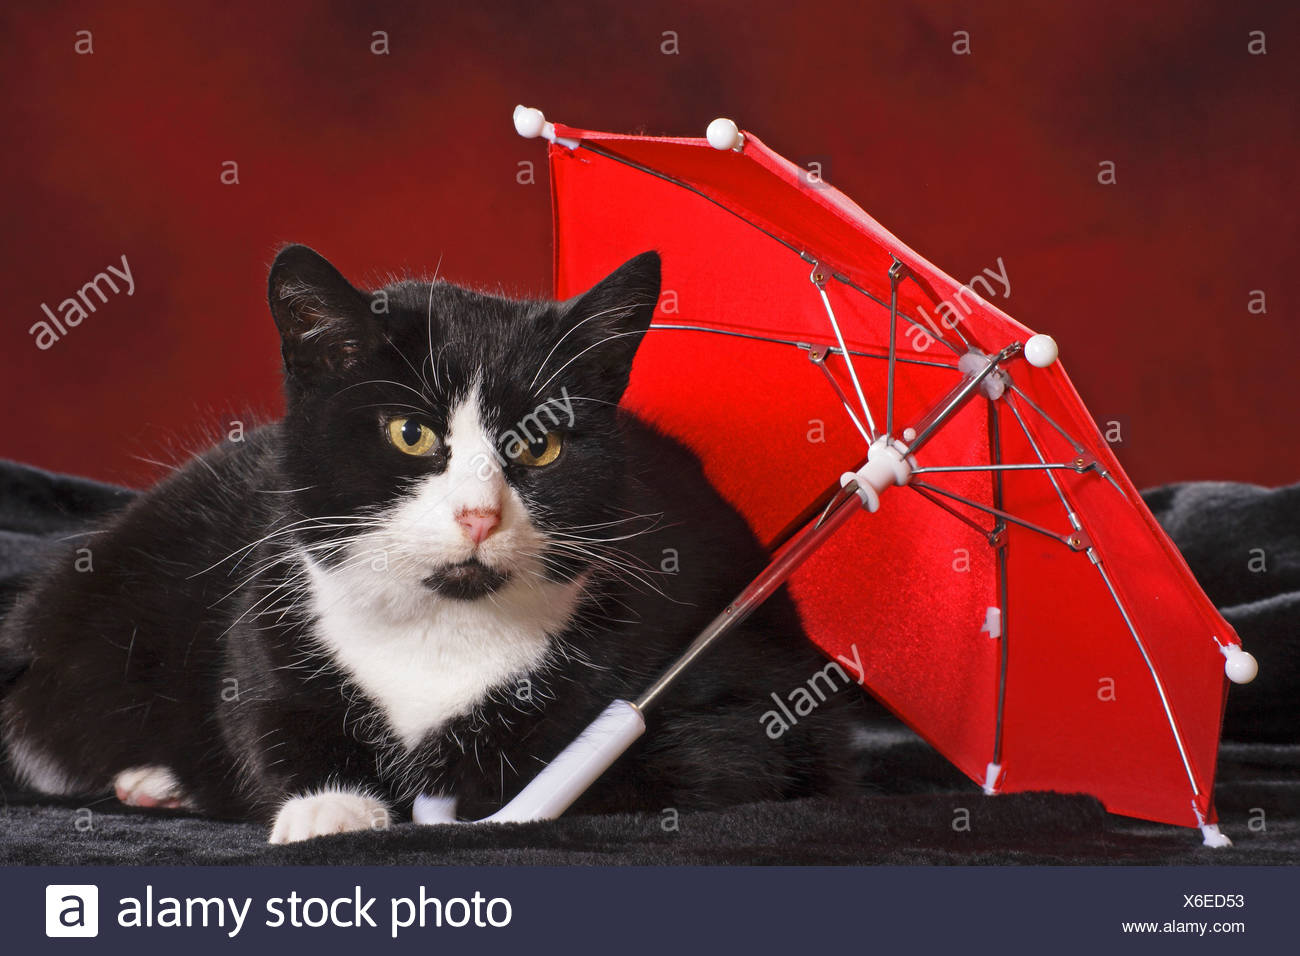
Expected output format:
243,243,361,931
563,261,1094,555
0,245,859,842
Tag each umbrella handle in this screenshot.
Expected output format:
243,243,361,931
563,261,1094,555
413,700,646,825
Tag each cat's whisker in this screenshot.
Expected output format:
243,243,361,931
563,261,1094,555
382,331,436,404
530,541,670,599
333,378,430,405
425,273,441,392
552,394,620,409
189,514,385,578
209,538,371,601
549,526,666,544
533,321,654,397
130,454,182,473
223,529,381,585
527,304,632,390
545,511,666,533
351,401,431,416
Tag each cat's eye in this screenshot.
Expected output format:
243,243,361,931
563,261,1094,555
513,430,563,468
386,417,440,457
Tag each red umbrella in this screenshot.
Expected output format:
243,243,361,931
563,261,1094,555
417,109,1259,845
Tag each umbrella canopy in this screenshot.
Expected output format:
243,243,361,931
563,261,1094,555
522,111,1250,834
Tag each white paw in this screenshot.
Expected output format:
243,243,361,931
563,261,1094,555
114,766,192,809
269,788,391,844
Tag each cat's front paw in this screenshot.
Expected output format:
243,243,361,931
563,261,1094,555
114,766,193,810
268,787,391,844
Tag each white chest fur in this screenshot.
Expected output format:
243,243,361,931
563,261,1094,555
302,557,582,750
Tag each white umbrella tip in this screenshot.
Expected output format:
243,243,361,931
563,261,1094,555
706,117,743,151
1201,823,1233,848
514,105,548,139
1223,644,1258,684
1024,333,1059,368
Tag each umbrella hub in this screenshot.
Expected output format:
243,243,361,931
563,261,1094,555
958,349,1010,400
840,437,914,512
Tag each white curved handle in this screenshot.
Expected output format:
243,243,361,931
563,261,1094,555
412,699,646,825
487,700,645,823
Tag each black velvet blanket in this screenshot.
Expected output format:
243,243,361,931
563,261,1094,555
0,462,1295,865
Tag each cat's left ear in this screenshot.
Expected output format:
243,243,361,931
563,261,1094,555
268,244,376,379
549,251,661,400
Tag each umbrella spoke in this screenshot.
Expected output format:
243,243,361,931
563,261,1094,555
1004,393,1080,527
809,345,873,444
907,484,993,539
1006,389,1207,802
1006,382,1085,455
886,259,907,440
647,324,961,370
813,484,859,531
988,404,1010,784
909,480,1082,550
1092,558,1203,799
577,141,807,259
912,462,1088,475
810,263,878,438
831,271,965,357
1007,382,1125,495
997,390,1205,802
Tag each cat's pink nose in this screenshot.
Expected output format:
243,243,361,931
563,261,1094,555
456,508,500,545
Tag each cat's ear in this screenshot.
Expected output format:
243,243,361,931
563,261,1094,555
267,245,375,379
550,251,661,401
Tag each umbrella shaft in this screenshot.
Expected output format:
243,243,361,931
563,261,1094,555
636,484,864,712
908,343,1020,456
638,347,1019,712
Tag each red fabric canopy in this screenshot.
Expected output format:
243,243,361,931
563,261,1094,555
546,124,1237,829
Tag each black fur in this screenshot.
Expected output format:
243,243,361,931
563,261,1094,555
0,246,859,830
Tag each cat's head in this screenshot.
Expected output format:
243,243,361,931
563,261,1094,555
266,244,660,618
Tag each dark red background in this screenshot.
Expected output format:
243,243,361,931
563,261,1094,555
1,1,1295,490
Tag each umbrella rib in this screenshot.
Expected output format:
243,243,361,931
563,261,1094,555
909,481,1073,547
1005,382,1084,454
906,484,992,539
811,274,878,437
1007,383,1125,495
650,323,807,350
813,484,859,531
810,354,873,445
577,140,807,255
648,324,961,370
1004,392,1204,801
1092,557,1203,798
989,403,1010,774
575,140,966,359
831,272,965,357
1004,393,1078,524
886,259,904,439
912,463,1081,475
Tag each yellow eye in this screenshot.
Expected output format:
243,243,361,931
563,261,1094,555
513,430,563,468
386,417,440,457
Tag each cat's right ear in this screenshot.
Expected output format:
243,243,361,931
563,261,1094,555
267,245,375,379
